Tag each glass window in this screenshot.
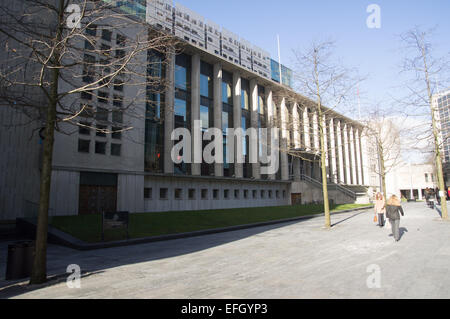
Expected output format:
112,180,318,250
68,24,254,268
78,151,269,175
241,79,249,110
78,122,91,135
95,141,106,154
200,105,209,130
144,188,152,199
175,53,190,90
111,143,121,156
96,107,109,122
78,139,90,153
101,29,112,41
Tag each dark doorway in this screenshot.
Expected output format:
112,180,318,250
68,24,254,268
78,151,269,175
291,193,302,205
79,172,118,215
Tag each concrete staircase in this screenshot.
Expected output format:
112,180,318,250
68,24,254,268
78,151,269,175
293,175,370,204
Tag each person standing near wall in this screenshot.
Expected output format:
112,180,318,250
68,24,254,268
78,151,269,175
386,195,405,242
374,192,386,227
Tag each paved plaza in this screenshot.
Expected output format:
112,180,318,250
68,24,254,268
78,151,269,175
0,202,449,299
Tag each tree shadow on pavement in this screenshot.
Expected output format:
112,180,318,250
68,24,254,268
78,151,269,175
330,211,367,228
0,270,103,299
0,217,322,298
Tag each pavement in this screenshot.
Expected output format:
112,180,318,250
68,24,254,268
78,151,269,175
0,202,449,299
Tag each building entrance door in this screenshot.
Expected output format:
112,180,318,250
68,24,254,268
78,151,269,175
78,172,118,215
79,185,117,215
291,193,302,205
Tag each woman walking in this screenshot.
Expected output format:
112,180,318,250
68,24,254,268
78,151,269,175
374,192,386,227
386,195,405,242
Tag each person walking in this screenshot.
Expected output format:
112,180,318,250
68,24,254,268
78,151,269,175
386,195,405,242
374,192,386,227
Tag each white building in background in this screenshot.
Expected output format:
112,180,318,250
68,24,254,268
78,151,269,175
364,117,437,200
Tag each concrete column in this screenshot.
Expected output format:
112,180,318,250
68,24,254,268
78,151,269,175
313,111,320,152
329,117,338,183
349,126,357,185
322,114,329,181
361,130,370,186
280,97,289,180
354,127,362,185
292,103,301,149
213,63,223,177
164,51,175,174
233,72,243,178
191,54,201,176
303,107,310,150
266,89,276,180
358,129,365,185
342,123,351,184
250,79,260,179
336,120,345,184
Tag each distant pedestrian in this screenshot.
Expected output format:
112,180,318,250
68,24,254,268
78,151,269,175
447,187,450,200
435,187,441,205
374,192,386,227
386,195,405,242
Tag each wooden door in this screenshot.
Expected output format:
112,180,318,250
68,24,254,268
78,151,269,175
291,193,302,205
79,185,117,215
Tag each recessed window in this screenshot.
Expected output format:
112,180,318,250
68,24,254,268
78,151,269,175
81,91,93,100
160,188,168,199
96,125,107,137
268,190,273,198
261,190,265,199
252,190,257,199
78,139,90,153
276,190,280,198
111,143,121,156
144,187,152,199
243,190,248,199
78,122,91,135
85,24,97,36
234,189,239,199
116,34,126,47
95,141,106,154
114,79,124,91
213,189,219,199
101,29,112,41
188,189,196,200
96,107,108,122
201,189,208,199
283,190,286,198
175,188,182,199
98,91,109,104
112,127,122,140
112,109,123,124
224,189,229,199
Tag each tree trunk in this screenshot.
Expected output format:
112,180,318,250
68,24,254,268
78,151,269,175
29,73,58,285
29,0,63,284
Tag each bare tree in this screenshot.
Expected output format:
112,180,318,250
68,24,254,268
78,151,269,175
0,0,177,284
361,109,403,201
398,26,449,220
290,40,362,228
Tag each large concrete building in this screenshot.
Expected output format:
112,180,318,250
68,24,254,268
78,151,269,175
434,88,450,184
0,0,371,220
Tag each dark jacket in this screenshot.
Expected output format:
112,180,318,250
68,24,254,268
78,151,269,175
386,205,404,220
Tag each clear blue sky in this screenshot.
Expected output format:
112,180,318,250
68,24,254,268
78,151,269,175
174,0,450,118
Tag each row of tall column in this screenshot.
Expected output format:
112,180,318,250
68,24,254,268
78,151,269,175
162,52,365,186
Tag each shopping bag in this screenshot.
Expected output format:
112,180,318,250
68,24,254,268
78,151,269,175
373,215,377,223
